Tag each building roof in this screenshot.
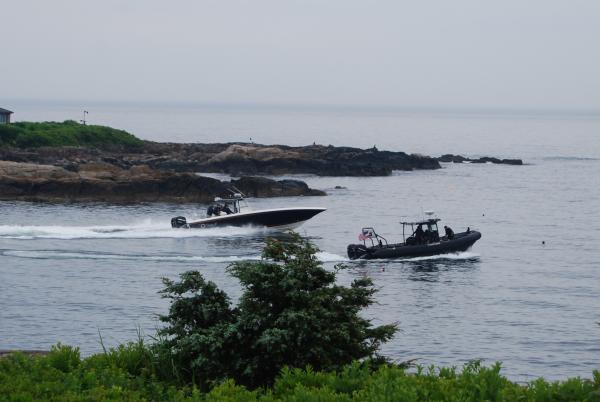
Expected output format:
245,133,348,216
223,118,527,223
0,108,13,114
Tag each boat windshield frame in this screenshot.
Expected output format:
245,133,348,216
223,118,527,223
210,195,249,215
401,218,441,243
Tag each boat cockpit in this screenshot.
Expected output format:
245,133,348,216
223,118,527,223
358,218,442,248
206,193,249,217
402,218,441,245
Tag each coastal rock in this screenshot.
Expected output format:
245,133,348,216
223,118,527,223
0,161,325,203
438,154,523,165
0,142,442,176
0,143,523,177
231,176,326,197
185,144,441,176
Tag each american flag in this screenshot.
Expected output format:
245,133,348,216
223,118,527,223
358,229,373,241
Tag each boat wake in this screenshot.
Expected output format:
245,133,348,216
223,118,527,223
400,251,480,262
0,249,347,263
0,222,273,240
542,156,599,162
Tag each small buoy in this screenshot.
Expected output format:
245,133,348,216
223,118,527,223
542,241,545,245
482,213,485,216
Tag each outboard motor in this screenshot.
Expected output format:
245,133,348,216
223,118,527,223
347,244,370,260
171,216,188,228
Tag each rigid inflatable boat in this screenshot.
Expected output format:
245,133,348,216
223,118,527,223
347,214,481,260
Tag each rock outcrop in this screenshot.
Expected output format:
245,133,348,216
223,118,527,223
231,176,325,197
145,143,442,176
0,142,442,176
0,161,324,203
437,154,523,165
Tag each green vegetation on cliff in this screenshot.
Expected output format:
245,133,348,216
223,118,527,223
0,120,143,148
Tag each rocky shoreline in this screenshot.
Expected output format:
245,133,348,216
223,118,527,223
438,154,523,165
0,142,524,174
0,161,324,203
0,142,523,203
0,350,50,358
0,142,443,176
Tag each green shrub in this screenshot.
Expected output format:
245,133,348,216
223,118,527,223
45,343,81,373
156,232,398,389
0,343,598,400
0,344,191,401
0,120,143,149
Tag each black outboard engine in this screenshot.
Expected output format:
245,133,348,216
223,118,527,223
347,244,370,260
171,216,188,228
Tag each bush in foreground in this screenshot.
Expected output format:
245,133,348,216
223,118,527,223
0,120,143,149
1,345,599,401
156,232,397,389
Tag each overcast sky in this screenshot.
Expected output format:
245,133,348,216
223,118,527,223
2,0,599,111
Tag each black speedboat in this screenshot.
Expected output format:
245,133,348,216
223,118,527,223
171,193,326,230
347,215,481,260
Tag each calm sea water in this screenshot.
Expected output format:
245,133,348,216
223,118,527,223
1,103,599,381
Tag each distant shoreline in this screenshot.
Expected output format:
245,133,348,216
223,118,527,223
5,99,600,119
0,121,522,203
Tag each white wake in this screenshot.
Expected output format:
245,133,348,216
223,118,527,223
0,222,271,240
0,249,347,263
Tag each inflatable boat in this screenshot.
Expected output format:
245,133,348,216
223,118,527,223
347,215,481,260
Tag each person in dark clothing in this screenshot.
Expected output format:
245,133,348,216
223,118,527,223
415,224,424,244
444,225,454,239
206,205,214,217
423,228,431,243
222,204,234,215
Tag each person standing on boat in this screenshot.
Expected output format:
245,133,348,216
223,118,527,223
415,224,424,244
444,225,454,240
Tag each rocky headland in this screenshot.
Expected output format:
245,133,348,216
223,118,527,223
0,142,442,177
0,122,524,203
0,160,324,203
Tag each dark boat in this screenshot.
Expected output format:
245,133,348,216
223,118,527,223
171,193,326,230
347,215,481,260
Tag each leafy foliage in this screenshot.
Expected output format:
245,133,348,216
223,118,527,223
1,347,599,401
0,344,190,401
0,120,143,149
156,232,397,389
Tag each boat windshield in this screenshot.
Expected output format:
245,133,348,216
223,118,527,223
207,197,243,217
401,219,441,244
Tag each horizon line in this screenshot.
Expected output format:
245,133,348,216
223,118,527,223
2,98,600,119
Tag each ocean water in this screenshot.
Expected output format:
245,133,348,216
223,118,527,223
1,103,600,381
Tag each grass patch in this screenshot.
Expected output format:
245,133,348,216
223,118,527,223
0,120,144,149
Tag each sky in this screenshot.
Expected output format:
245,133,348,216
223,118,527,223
2,0,600,111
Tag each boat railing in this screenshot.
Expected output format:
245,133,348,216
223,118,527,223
361,227,388,247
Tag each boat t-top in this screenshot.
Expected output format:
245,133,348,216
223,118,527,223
347,212,481,260
171,192,326,230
